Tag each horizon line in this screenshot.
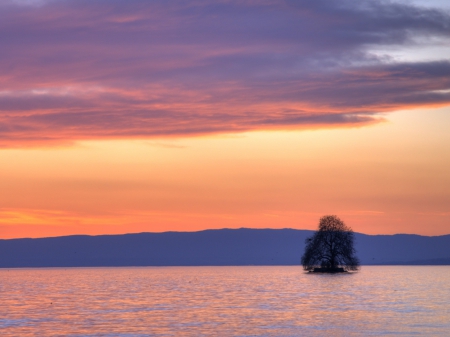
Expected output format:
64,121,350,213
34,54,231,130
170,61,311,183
2,227,450,241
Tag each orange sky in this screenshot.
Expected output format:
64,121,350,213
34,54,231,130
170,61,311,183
1,0,450,238
1,107,449,238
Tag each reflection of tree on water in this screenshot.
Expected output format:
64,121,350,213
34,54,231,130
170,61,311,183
301,215,359,273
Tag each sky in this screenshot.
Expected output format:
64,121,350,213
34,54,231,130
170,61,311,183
0,0,449,238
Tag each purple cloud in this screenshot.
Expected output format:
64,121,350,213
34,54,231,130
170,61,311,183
0,0,449,146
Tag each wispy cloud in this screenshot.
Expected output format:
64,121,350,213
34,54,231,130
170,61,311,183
0,0,449,146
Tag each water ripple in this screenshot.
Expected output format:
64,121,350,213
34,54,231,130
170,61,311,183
0,266,449,336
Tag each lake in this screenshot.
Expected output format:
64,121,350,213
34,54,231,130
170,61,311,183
0,266,449,336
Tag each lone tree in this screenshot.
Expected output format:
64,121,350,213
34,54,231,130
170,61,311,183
301,215,359,272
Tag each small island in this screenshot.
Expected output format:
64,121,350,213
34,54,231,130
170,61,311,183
301,215,359,273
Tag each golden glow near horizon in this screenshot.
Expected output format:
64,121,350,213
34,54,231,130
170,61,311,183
1,107,449,238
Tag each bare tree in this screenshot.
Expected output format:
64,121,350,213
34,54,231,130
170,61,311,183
301,215,359,272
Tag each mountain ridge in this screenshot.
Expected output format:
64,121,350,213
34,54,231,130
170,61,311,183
1,228,449,268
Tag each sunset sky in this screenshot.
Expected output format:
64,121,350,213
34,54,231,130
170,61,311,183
1,0,450,238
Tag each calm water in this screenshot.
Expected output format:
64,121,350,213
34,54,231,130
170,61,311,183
0,266,449,336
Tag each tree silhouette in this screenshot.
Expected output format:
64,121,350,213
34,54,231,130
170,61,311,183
301,215,359,272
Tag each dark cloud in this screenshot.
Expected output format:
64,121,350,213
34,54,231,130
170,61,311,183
0,0,449,146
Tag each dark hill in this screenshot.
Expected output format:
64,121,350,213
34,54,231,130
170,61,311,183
0,229,449,267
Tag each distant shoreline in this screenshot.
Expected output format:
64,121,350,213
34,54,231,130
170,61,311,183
2,265,450,270
1,229,449,268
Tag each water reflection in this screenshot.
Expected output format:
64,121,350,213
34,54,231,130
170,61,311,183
0,266,449,336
